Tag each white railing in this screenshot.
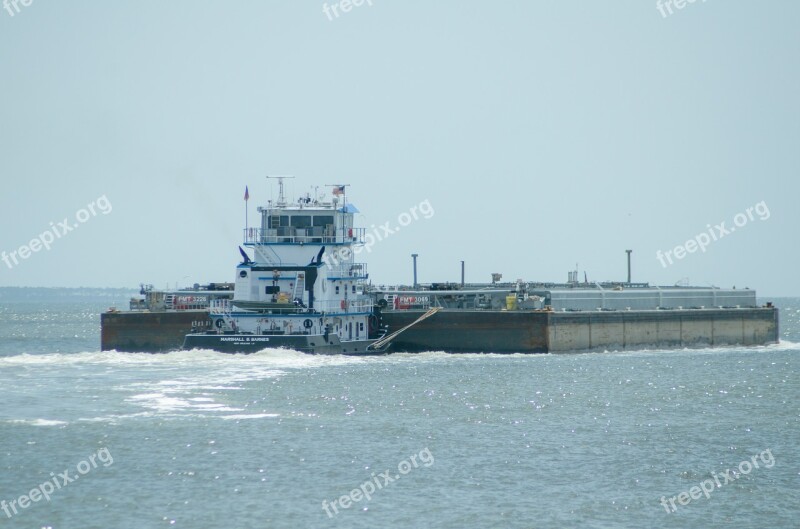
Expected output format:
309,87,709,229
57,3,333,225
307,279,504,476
243,227,365,245
325,263,368,279
314,298,374,313
210,299,232,315
211,297,371,314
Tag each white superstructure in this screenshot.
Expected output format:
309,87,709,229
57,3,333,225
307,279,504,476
210,180,376,344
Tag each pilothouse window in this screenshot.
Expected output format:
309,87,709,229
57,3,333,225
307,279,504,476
290,216,312,228
268,216,290,228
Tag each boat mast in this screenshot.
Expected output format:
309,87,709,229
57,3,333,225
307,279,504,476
266,175,295,207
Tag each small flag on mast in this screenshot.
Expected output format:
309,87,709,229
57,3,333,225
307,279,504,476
244,186,250,201
332,185,345,196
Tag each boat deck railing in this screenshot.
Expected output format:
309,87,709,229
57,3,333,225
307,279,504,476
243,227,366,245
210,299,233,316
314,298,374,313
211,297,373,315
324,263,368,280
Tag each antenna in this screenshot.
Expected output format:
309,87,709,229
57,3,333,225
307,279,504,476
266,175,295,206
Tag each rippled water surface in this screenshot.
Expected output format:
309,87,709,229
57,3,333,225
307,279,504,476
0,297,798,528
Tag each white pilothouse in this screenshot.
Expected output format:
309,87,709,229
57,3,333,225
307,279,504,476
183,180,386,354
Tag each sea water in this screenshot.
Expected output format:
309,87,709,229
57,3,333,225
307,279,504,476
0,295,797,528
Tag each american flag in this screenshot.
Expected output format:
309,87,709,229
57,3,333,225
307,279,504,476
332,186,345,196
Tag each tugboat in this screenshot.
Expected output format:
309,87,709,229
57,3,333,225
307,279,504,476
182,179,431,355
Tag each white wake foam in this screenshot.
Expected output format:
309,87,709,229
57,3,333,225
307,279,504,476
5,418,68,427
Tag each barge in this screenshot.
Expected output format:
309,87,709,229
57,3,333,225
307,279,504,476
100,181,779,354
102,284,778,353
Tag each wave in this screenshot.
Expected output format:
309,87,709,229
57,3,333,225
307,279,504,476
547,341,799,361
2,343,794,425
1,341,795,368
220,413,280,420
4,411,281,426
5,418,68,427
0,347,367,369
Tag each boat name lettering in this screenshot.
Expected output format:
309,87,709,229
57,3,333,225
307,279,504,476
219,337,270,342
398,296,428,304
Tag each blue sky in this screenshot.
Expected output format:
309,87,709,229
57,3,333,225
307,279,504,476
1,1,797,296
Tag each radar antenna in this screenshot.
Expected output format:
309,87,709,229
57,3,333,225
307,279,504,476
266,175,295,206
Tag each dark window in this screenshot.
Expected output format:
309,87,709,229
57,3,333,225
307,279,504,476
313,215,334,227
268,216,290,228
335,286,340,294
291,216,312,228
265,286,280,294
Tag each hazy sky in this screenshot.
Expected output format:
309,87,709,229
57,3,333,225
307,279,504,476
1,1,798,296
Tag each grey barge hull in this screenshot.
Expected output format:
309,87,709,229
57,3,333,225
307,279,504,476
379,307,779,353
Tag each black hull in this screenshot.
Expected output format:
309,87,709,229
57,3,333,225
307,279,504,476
182,333,385,355
102,310,209,352
379,310,549,353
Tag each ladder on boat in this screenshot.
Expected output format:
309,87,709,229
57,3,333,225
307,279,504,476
294,273,305,303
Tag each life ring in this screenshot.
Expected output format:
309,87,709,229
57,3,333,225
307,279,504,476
340,299,347,310
348,228,353,238
303,319,313,329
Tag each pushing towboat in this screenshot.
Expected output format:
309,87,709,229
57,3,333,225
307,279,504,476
182,290,391,354
181,180,426,355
